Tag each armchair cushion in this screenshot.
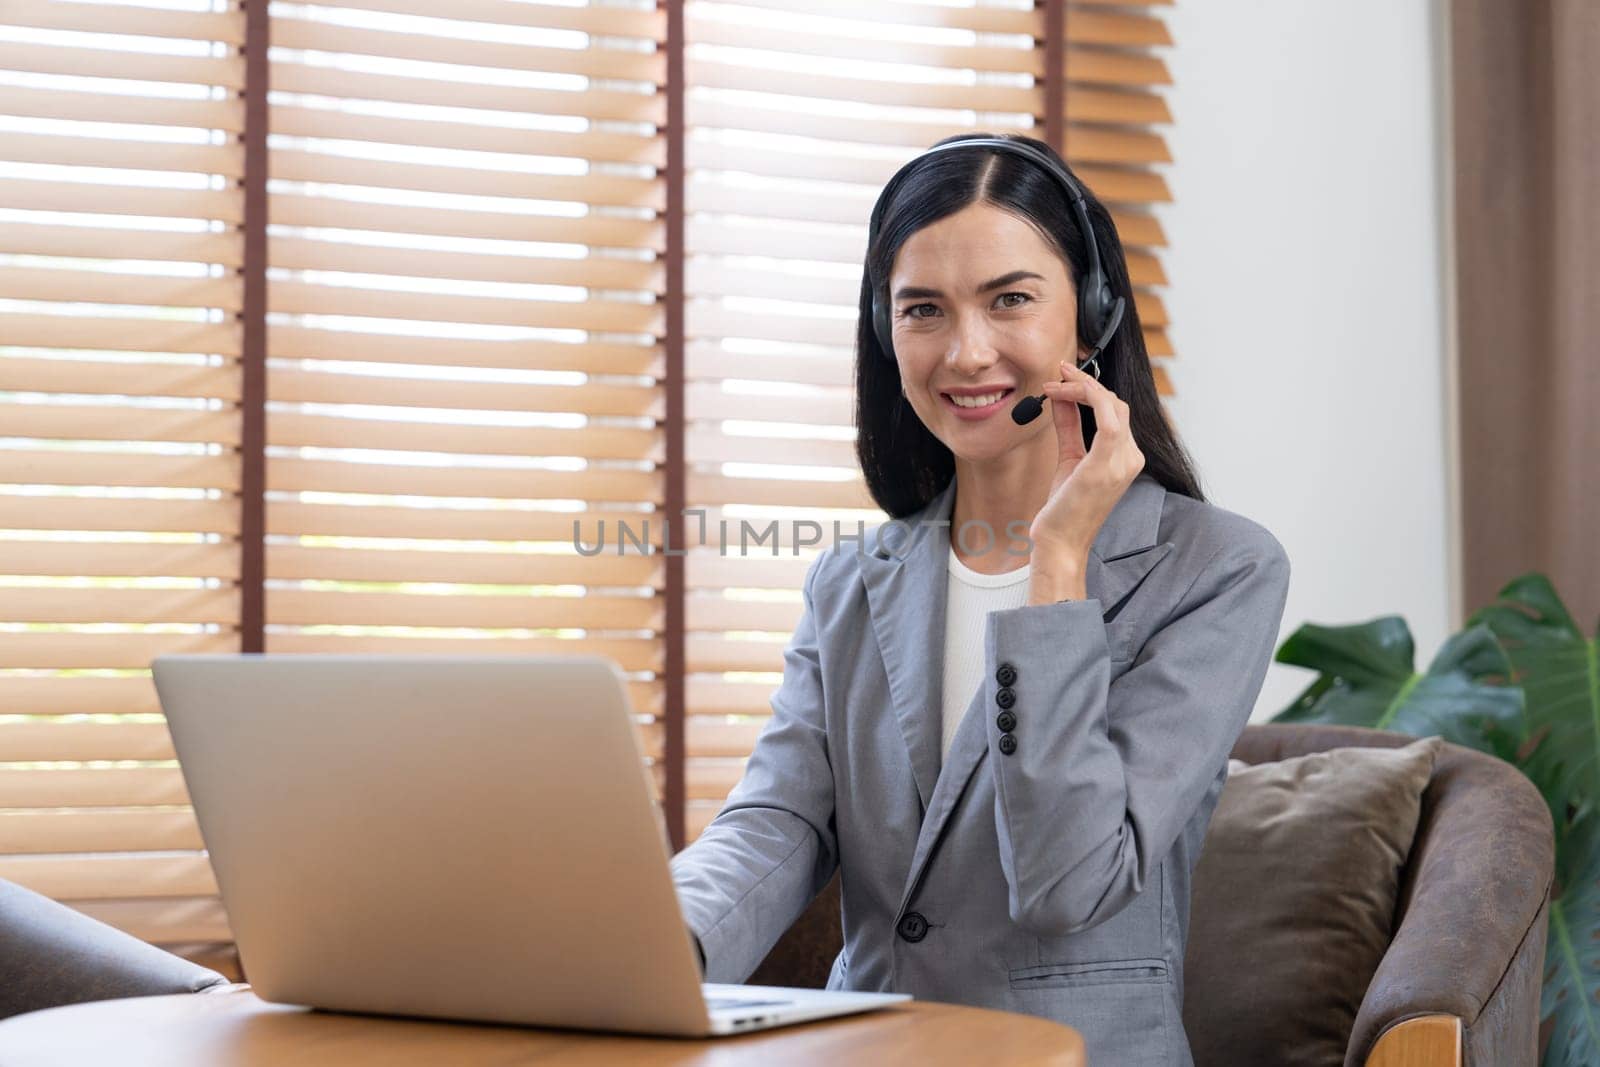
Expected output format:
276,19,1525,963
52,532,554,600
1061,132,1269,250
0,879,230,1020
1183,734,1443,1067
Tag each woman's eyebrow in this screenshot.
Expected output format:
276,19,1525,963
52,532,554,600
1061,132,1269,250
892,270,1046,301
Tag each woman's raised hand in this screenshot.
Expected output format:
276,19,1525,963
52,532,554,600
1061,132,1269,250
1028,357,1145,569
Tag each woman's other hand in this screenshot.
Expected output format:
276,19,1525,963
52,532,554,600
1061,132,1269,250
1025,358,1145,603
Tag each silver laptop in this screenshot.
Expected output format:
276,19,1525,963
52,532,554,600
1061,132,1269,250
151,653,907,1036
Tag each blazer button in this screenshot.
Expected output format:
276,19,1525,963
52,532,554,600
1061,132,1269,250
995,686,1016,709
998,733,1018,756
996,710,1017,733
995,663,1018,687
897,912,929,943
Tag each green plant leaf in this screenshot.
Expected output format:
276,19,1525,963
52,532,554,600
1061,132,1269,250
1541,813,1600,1067
1469,573,1600,838
1270,617,1523,761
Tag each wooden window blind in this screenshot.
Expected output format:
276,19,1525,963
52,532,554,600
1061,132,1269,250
1056,0,1174,383
0,0,247,954
1,0,1176,952
261,3,668,773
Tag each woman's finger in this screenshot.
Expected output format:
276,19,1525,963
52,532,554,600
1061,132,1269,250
1042,380,1086,463
1060,359,1125,437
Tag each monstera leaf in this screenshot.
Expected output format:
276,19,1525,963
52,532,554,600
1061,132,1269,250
1467,574,1600,1067
1469,574,1600,846
1539,813,1600,1067
1270,616,1524,762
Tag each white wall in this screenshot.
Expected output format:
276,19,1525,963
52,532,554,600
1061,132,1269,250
1155,0,1457,720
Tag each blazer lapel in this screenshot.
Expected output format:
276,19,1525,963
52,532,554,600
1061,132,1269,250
866,472,1173,912
1082,473,1175,623
859,480,957,814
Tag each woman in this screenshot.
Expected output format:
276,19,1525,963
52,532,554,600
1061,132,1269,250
670,132,1291,1066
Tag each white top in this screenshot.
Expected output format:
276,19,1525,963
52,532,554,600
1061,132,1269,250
940,546,1032,764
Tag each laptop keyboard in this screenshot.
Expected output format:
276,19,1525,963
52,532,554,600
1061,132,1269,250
706,996,792,1011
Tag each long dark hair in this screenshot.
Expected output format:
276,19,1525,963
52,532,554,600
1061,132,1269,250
853,131,1205,518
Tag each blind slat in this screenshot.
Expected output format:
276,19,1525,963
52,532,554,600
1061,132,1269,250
0,223,243,269
0,178,241,225
270,413,659,463
1068,50,1172,88
686,554,810,591
271,106,663,167
0,811,205,856
266,502,659,545
267,588,661,636
687,428,855,469
268,279,662,334
686,716,766,758
1067,87,1173,126
267,544,659,586
687,58,1039,114
686,637,787,675
0,541,238,579
0,675,161,717
297,0,666,37
269,328,657,375
686,344,850,388
269,193,662,251
266,459,659,505
0,768,187,810
0,85,242,134
0,452,239,492
0,41,240,89
691,0,1038,34
688,382,848,424
0,321,240,358
0,720,175,763
0,855,217,901
270,369,656,417
689,473,875,512
0,632,235,670
0,132,244,178
2,586,237,624
1069,9,1174,48
267,234,662,291
269,18,665,83
0,1,242,44
0,266,242,314
71,899,229,946
0,496,239,535
686,19,1043,74
268,150,662,210
272,65,664,125
0,403,240,445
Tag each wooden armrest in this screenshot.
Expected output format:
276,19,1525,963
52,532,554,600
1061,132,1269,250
1366,1014,1462,1067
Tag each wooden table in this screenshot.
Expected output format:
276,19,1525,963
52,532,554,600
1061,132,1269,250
0,986,1086,1066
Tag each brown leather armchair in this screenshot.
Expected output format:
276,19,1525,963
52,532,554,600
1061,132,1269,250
0,878,231,1020
749,723,1554,1067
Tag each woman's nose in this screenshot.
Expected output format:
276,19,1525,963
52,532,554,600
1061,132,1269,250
947,317,1000,372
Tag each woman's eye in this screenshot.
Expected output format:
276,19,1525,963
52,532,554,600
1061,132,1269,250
902,292,1024,321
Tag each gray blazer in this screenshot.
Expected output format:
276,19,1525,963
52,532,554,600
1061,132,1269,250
671,472,1291,1066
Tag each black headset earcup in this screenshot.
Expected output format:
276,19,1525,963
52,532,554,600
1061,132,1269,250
1078,266,1110,341
1086,295,1126,360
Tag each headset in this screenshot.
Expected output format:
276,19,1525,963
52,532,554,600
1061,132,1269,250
867,137,1127,424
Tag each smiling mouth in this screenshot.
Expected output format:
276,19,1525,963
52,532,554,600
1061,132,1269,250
942,389,1014,409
